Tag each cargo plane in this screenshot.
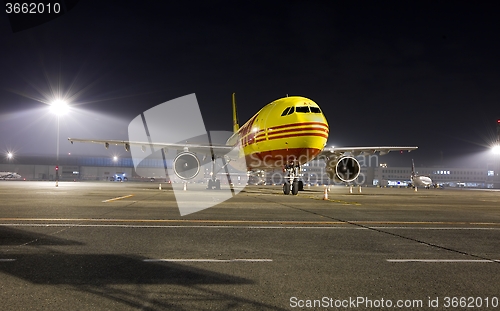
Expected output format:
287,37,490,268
69,94,417,195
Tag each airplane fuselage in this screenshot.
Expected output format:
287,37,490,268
411,175,433,188
227,96,328,170
0,172,21,180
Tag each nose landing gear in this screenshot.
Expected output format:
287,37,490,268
282,164,302,195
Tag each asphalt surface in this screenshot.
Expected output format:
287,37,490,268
0,181,499,310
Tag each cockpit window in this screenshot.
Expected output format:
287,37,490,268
295,106,310,113
310,107,321,113
282,106,319,115
281,107,291,116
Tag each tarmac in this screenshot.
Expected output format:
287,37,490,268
0,181,499,310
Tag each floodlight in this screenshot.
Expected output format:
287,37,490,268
492,144,500,155
50,99,69,116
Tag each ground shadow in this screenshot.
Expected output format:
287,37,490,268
0,253,287,310
0,226,84,246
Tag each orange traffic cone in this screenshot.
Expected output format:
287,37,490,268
322,187,328,200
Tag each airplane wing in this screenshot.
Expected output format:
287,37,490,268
67,138,234,157
318,146,418,158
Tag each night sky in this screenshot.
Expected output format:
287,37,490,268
1,1,499,167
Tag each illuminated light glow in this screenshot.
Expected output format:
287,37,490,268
113,156,118,161
492,145,500,155
7,152,13,159
49,99,69,116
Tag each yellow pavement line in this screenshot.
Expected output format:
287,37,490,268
0,218,343,224
102,194,134,203
0,218,498,226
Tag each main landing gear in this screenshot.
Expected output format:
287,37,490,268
206,155,221,190
207,178,221,190
282,164,303,195
206,154,233,191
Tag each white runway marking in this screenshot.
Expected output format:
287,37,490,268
143,258,272,263
0,259,16,262
387,259,500,263
35,192,67,194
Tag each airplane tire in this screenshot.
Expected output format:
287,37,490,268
298,180,304,191
292,180,299,195
207,179,213,190
215,179,221,190
283,182,291,195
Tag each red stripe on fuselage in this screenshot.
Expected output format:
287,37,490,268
265,132,328,141
254,132,327,144
268,122,328,131
257,127,328,139
242,123,328,147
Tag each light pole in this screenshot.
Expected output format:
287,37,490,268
494,119,500,188
50,99,69,187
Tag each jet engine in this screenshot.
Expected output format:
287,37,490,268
173,152,200,180
326,156,360,183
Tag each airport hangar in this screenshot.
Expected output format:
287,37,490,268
1,154,499,188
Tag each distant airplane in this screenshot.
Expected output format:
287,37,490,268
69,94,417,195
0,172,21,180
409,159,435,189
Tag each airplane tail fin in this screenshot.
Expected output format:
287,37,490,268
411,159,416,177
232,93,240,133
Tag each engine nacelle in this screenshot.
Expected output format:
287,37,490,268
173,152,200,180
326,156,360,183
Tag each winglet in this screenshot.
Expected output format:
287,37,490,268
232,93,240,133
